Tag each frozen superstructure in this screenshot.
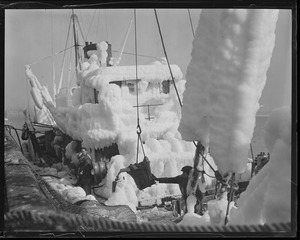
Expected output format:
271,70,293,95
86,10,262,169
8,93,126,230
39,41,214,209
46,45,185,150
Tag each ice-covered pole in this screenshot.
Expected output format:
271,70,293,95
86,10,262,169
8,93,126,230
178,9,279,175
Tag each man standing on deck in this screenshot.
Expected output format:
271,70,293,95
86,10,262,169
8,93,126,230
21,110,46,167
74,146,93,195
51,128,65,163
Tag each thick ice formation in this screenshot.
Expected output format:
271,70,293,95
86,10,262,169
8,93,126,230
229,106,291,225
178,192,235,226
39,57,205,207
42,176,96,204
43,59,184,149
178,194,210,226
41,50,251,210
103,149,222,210
102,143,196,206
34,105,56,125
84,64,183,88
178,9,279,174
25,65,56,125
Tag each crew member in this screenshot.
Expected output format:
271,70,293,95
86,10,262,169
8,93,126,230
51,128,64,163
74,147,93,195
21,121,46,166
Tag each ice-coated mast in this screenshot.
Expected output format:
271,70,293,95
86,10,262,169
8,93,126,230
71,9,80,79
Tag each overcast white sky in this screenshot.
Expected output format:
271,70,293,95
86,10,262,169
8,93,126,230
4,9,292,114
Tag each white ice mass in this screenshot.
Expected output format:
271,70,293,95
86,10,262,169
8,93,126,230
40,54,200,208
178,9,279,175
178,9,290,227
229,106,291,225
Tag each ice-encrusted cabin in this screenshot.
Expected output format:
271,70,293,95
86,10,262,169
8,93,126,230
40,41,208,206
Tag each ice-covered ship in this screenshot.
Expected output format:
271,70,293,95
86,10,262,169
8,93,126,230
5,8,290,232
22,9,270,219
23,10,215,211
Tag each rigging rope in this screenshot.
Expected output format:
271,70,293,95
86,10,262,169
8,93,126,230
73,11,87,48
188,9,195,38
134,9,146,163
203,171,215,179
154,9,183,108
95,10,101,42
77,10,86,39
69,71,76,88
154,9,217,176
114,18,133,66
111,50,161,60
134,10,139,126
86,9,97,40
28,46,74,66
58,14,73,93
104,9,109,41
51,10,56,99
67,36,74,88
193,141,217,174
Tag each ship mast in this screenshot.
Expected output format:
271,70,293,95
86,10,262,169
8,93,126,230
71,9,80,79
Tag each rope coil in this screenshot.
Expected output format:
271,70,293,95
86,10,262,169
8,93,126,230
4,208,292,233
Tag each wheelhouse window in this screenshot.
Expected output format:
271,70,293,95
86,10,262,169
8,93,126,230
127,82,135,93
162,80,170,94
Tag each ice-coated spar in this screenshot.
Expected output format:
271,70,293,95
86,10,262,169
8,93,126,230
178,9,279,174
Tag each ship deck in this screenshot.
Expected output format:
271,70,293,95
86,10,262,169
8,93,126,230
3,127,178,233
3,126,291,235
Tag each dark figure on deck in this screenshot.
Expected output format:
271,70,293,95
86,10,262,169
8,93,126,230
21,122,45,166
51,128,65,163
74,147,93,195
156,166,203,214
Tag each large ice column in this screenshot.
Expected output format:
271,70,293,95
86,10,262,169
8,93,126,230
229,106,291,225
178,9,279,174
